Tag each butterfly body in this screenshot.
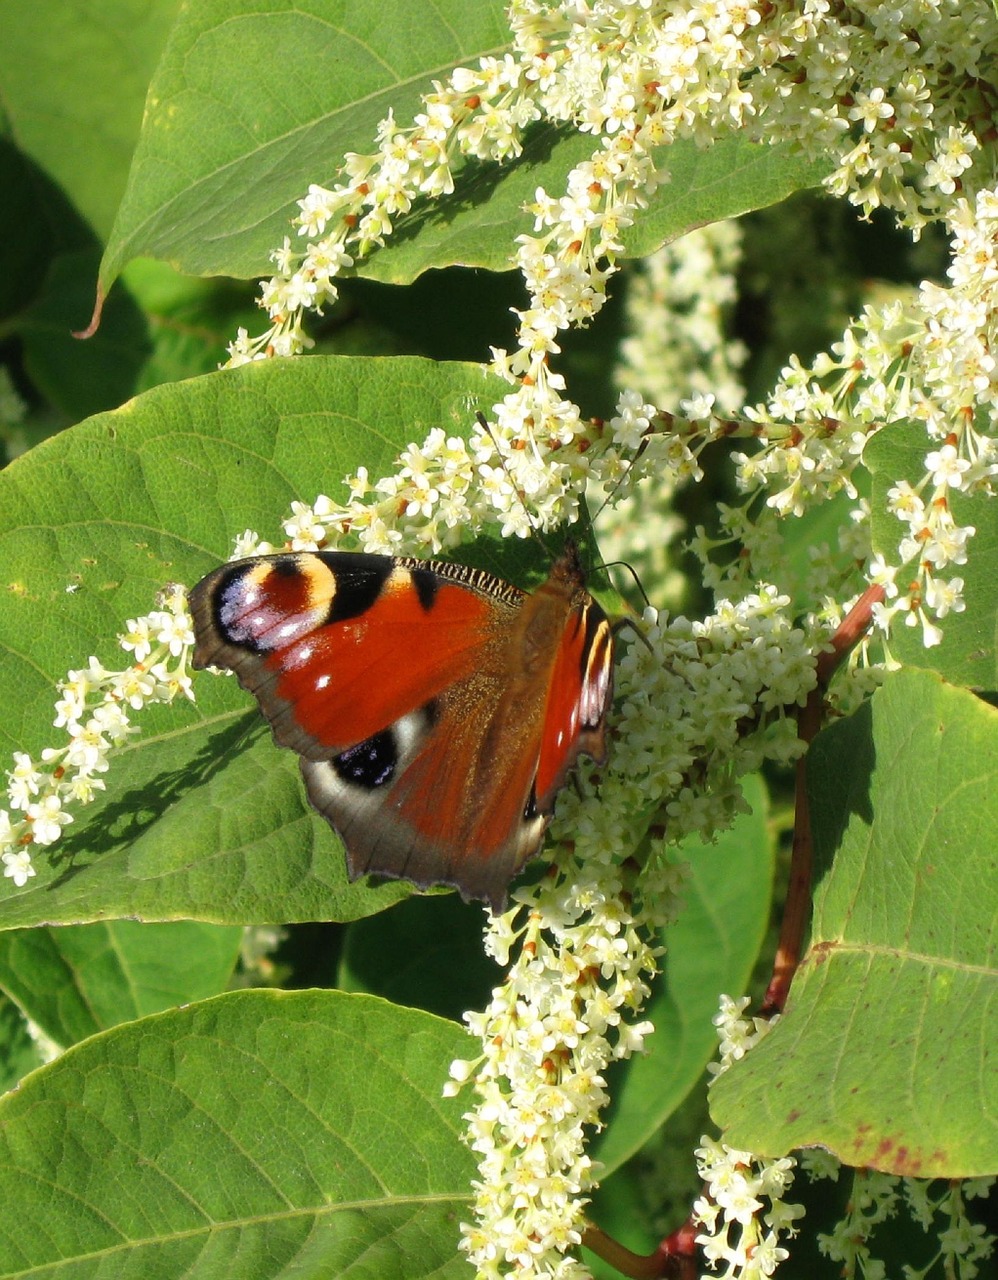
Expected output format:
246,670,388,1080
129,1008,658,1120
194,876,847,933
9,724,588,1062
188,544,613,911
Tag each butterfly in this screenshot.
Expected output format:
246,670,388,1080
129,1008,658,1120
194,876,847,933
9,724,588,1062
187,542,614,912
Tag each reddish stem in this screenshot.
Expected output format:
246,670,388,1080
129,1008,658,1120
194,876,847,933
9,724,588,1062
582,1218,699,1279
584,583,886,1272
761,583,885,1014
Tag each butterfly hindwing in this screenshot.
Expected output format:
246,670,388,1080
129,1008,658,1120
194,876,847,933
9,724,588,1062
189,545,614,910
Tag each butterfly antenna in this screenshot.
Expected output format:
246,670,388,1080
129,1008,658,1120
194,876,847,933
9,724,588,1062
594,558,654,652
588,416,660,527
602,559,651,611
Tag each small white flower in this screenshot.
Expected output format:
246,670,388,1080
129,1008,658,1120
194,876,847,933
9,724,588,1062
925,444,971,489
7,752,41,811
26,794,72,846
2,848,35,887
119,617,153,663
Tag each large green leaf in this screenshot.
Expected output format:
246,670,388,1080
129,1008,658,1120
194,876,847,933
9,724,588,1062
711,670,998,1178
101,0,512,286
0,354,507,928
0,921,243,1049
0,0,182,240
866,419,998,690
593,775,773,1175
101,0,831,289
363,129,832,286
0,989,475,1278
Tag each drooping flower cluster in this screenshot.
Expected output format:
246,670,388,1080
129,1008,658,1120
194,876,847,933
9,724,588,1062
233,0,998,372
449,861,670,1278
617,220,747,418
735,185,998,649
228,1,998,661
229,391,683,558
0,586,195,890
550,586,818,872
444,573,818,1277
599,219,746,592
693,1137,803,1280
690,997,803,1280
799,1157,997,1280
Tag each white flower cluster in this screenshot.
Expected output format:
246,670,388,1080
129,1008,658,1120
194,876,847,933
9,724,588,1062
232,0,997,371
444,580,817,1277
225,0,998,663
800,1159,997,1280
599,220,746,589
617,220,747,417
553,586,818,860
693,1136,803,1280
448,860,668,1279
0,587,195,889
227,1,998,659
690,998,802,1279
227,390,674,559
707,994,777,1079
741,184,998,650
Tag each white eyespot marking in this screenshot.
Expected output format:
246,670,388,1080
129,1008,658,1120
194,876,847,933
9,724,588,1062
316,674,331,690
392,709,430,762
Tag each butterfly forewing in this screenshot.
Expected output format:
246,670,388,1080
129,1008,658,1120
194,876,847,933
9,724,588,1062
189,545,613,910
535,595,614,807
190,553,511,756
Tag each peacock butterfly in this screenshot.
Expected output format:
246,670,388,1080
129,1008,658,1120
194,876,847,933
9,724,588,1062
188,542,613,912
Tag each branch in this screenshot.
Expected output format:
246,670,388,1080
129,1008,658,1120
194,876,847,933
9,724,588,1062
761,583,886,1014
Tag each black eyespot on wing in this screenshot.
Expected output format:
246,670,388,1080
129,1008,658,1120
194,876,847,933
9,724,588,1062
332,729,397,789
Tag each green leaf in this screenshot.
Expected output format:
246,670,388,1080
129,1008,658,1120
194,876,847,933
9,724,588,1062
339,893,501,1023
363,129,832,286
0,921,243,1048
0,989,475,1278
0,0,182,240
711,670,998,1178
101,0,831,289
101,0,512,287
0,354,507,928
0,994,43,1094
18,249,152,420
866,419,998,690
619,136,831,261
593,775,773,1174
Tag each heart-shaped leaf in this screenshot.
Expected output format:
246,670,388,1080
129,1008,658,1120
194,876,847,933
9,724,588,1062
711,670,998,1178
0,989,475,1278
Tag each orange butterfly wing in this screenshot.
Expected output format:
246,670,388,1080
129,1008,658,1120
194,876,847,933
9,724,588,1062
189,547,613,910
